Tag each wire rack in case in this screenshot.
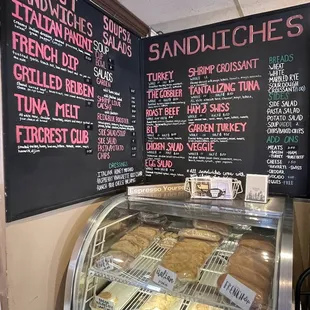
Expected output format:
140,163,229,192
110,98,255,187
88,233,251,310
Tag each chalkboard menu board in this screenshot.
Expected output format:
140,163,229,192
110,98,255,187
143,5,310,196
1,0,143,221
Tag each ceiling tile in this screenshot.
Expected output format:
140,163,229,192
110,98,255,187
118,0,236,25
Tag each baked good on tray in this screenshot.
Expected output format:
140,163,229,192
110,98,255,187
178,228,221,242
120,234,150,249
140,294,179,310
110,240,141,258
239,233,275,254
226,263,271,293
193,220,231,236
190,303,221,310
131,226,159,241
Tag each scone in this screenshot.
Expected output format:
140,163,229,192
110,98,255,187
140,294,179,310
179,228,221,242
110,240,141,257
158,232,178,248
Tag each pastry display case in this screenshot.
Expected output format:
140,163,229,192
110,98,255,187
64,190,293,310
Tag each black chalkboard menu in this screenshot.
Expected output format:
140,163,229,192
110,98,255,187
143,5,310,196
1,0,143,221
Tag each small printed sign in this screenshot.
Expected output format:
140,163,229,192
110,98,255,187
95,296,114,310
153,265,177,290
219,274,256,310
94,256,113,271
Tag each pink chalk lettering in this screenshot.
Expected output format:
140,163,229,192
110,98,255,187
27,0,92,36
12,0,63,38
187,142,215,152
217,29,231,49
64,27,93,52
65,78,94,98
187,36,201,55
267,19,284,41
146,108,163,117
16,125,68,144
147,71,174,82
216,123,247,132
62,52,79,70
55,103,80,119
97,113,129,124
166,143,184,152
188,65,215,77
232,26,247,46
209,103,230,113
13,64,62,90
201,32,216,52
97,152,111,160
145,159,173,168
188,123,215,133
187,104,207,114
70,129,89,144
146,142,165,151
15,93,50,116
103,16,132,44
164,107,180,116
96,78,112,88
146,125,158,134
189,83,235,95
287,15,304,37
98,129,126,137
12,32,58,64
238,80,260,91
249,22,267,43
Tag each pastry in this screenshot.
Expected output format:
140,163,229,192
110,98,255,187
131,226,159,241
158,232,178,248
227,263,271,294
234,245,275,262
229,252,273,279
239,233,275,254
193,220,231,236
217,273,268,307
140,294,179,310
110,240,141,257
179,228,221,242
121,234,150,249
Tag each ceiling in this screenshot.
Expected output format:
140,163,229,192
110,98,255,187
118,0,310,33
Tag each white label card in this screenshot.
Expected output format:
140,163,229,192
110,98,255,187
153,265,177,290
95,256,113,271
219,274,256,310
95,296,114,310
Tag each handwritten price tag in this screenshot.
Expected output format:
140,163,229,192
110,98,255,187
94,256,113,271
95,296,114,310
153,265,176,291
219,275,256,310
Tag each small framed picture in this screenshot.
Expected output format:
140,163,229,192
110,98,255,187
245,174,269,203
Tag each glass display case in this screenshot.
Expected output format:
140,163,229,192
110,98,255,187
64,191,293,310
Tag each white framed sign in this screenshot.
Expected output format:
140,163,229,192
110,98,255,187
219,274,256,310
245,174,269,203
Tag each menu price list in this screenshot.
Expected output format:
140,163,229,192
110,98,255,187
266,54,306,189
145,70,186,178
143,6,309,196
3,0,143,220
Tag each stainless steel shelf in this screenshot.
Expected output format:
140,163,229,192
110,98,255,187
89,233,272,310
